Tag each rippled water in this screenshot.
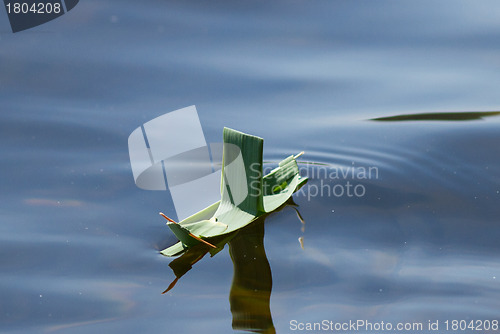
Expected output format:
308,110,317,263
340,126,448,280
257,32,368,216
1,1,500,333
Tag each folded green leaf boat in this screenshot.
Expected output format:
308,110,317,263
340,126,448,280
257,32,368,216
160,127,308,257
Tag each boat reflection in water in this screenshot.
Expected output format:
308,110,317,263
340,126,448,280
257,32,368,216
163,200,305,334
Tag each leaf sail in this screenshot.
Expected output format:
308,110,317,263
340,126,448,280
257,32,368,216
161,127,307,256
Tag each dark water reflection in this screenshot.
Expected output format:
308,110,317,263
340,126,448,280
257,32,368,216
372,111,500,122
229,220,274,334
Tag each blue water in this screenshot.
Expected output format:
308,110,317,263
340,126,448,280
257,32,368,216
1,1,500,333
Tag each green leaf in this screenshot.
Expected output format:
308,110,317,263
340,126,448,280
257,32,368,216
160,127,307,256
163,198,301,293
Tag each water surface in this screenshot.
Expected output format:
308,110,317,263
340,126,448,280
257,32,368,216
1,1,500,333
